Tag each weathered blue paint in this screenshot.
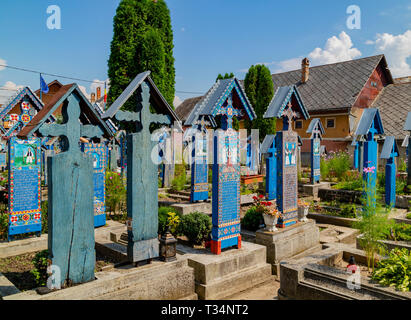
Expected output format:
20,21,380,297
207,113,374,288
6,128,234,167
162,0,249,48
7,137,42,241
264,86,309,228
190,119,209,202
261,135,277,201
307,118,325,184
39,93,103,287
211,94,249,254
352,140,359,169
103,78,175,263
381,137,399,208
404,113,411,186
81,142,107,228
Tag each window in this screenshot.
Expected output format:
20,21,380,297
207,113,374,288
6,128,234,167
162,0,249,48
295,120,303,130
326,118,335,129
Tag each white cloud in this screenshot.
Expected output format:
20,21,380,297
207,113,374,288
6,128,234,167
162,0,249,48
0,58,5,72
308,31,362,65
271,58,302,73
0,81,24,104
370,30,411,78
174,96,182,108
78,85,90,100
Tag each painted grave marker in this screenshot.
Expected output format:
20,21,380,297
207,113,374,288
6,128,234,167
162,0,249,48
380,136,399,208
81,142,107,227
264,85,309,228
8,137,41,240
306,118,325,184
103,71,181,264
261,134,276,201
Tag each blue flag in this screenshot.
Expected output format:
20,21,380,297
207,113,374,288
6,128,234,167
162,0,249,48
40,74,49,94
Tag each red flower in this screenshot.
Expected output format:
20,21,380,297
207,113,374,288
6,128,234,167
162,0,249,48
253,196,258,201
267,202,272,206
259,194,264,199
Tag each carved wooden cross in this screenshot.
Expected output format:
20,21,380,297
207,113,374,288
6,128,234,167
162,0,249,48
39,94,104,152
218,96,242,130
283,102,297,131
114,82,171,133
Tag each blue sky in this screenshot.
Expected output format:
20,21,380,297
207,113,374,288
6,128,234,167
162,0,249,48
0,0,410,105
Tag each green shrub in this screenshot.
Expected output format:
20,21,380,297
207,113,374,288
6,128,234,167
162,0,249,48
179,212,211,245
106,170,126,214
241,206,263,231
31,250,49,287
321,151,351,180
406,213,411,220
398,158,407,172
386,223,411,242
41,201,48,234
171,162,187,192
0,211,8,241
158,206,181,235
0,170,7,188
372,248,411,292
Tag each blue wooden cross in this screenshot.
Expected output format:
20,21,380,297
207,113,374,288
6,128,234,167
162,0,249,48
380,136,399,208
307,118,325,184
39,94,104,287
113,82,171,264
261,135,276,201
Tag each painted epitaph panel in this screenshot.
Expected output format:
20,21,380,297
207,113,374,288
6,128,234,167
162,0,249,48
311,138,321,183
276,131,298,227
8,137,41,239
82,143,107,227
211,129,241,254
191,128,209,202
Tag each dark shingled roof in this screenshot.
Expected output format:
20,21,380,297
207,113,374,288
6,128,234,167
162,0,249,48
175,96,203,123
176,55,392,122
372,81,411,139
269,55,391,113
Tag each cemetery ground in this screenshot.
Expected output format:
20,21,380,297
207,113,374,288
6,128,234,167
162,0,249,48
1,157,411,300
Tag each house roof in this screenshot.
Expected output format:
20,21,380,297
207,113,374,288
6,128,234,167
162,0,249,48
0,87,44,121
380,136,399,159
185,78,256,127
371,81,411,139
102,71,181,130
354,108,384,136
269,55,393,113
18,83,114,139
264,85,309,120
175,96,203,123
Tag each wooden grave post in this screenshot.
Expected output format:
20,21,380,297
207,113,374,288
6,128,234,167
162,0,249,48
103,78,173,264
261,135,276,201
306,118,325,184
380,136,399,208
39,94,104,287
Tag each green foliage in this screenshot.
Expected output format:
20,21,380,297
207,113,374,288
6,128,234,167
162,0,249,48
333,171,362,191
372,248,411,292
406,213,411,220
398,158,407,172
171,161,187,191
178,212,212,245
108,0,175,109
386,223,411,242
0,170,7,188
216,73,234,81
241,207,263,231
354,209,392,272
244,65,275,142
30,250,49,287
158,206,181,235
41,201,48,234
0,210,7,241
106,170,126,214
321,151,351,181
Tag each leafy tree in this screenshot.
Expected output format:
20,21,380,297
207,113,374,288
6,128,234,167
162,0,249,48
108,0,175,110
215,72,239,130
216,73,234,82
243,65,275,142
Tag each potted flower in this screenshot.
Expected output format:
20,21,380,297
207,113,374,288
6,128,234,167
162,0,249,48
263,207,282,232
298,199,310,222
252,195,279,232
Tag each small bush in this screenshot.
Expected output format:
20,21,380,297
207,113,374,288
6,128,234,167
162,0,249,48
41,201,48,234
372,248,411,292
171,162,187,192
386,223,411,242
241,207,263,231
321,151,351,181
179,212,211,245
106,170,126,214
31,250,49,287
158,206,181,235
406,213,411,220
0,210,8,241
